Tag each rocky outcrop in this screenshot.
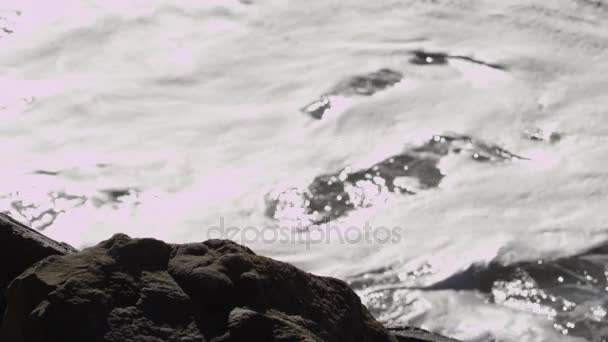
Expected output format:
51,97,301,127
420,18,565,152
0,233,459,342
0,214,77,325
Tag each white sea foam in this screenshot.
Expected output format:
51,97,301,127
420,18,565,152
1,0,607,340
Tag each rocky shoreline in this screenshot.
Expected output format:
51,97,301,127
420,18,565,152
0,213,459,342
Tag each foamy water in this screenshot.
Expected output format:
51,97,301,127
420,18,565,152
1,0,608,341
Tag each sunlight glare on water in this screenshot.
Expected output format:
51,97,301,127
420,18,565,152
1,0,608,341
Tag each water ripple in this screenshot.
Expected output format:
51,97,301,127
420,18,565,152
265,133,525,227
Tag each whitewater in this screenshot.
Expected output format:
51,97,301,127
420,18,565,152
1,0,608,341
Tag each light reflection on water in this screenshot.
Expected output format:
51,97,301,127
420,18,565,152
348,248,608,341
2,1,608,341
266,133,526,228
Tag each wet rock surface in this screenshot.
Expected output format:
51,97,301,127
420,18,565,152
0,214,77,325
302,68,403,119
266,133,525,226
0,233,460,342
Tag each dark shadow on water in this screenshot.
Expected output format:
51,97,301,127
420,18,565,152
410,50,508,70
301,68,403,119
266,133,525,226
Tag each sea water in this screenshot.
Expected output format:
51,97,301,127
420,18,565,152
1,1,608,341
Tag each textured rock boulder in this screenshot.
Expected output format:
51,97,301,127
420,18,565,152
0,234,458,342
0,214,77,324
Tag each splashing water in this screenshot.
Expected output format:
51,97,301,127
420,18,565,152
2,0,608,341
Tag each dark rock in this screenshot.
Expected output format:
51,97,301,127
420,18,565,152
106,235,171,271
223,307,274,341
0,214,77,325
0,235,203,342
0,234,459,342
